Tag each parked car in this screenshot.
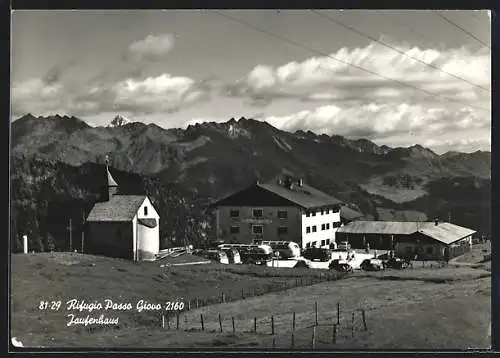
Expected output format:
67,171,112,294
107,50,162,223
294,259,311,268
384,257,411,269
205,250,229,264
338,241,351,251
302,247,332,262
360,258,384,271
221,248,241,264
329,259,353,273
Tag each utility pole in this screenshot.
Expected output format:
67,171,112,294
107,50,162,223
68,218,73,252
81,211,85,254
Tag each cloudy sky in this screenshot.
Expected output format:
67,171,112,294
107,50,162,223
11,10,491,154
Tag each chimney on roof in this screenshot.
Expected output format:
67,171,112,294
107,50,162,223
434,218,439,226
284,175,293,190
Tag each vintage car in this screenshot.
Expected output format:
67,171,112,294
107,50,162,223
384,257,412,269
337,241,351,251
329,259,354,273
205,250,230,265
360,258,384,271
302,247,332,262
221,247,242,264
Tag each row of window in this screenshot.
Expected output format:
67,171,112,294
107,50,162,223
305,222,341,233
228,208,339,219
305,208,339,217
229,225,288,235
305,239,332,248
230,209,288,219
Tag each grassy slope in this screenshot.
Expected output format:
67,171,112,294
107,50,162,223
37,267,490,349
11,253,340,347
12,253,491,349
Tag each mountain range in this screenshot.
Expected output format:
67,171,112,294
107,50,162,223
10,113,491,252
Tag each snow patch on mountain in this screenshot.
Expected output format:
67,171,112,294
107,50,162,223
272,136,292,152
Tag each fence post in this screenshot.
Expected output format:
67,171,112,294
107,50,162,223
312,326,316,349
200,314,204,331
176,313,180,330
221,292,225,303
184,314,188,330
241,288,244,299
272,336,276,348
314,301,318,326
196,297,199,308
254,317,257,333
167,315,170,329
188,300,191,311
271,315,275,335
292,312,296,332
219,314,223,332
337,303,340,325
362,309,367,331
291,333,295,349
351,311,355,337
161,314,165,328
232,316,235,333
332,324,337,344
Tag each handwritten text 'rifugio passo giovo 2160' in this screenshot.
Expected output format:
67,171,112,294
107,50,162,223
38,299,185,327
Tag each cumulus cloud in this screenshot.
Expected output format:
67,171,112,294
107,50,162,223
225,41,490,110
11,31,212,118
126,33,176,62
263,103,490,153
12,72,212,118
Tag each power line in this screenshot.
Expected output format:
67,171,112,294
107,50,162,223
434,11,490,49
376,11,440,48
311,10,490,93
213,11,490,113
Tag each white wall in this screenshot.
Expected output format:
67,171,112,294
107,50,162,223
134,197,160,261
301,208,341,249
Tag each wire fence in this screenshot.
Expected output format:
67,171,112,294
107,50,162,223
159,299,370,349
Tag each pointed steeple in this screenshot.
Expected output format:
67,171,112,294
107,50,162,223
103,155,119,200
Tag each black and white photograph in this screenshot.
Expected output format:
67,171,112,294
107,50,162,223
10,9,491,350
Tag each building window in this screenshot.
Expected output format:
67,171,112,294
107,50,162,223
312,241,317,247
144,206,148,216
278,210,288,219
312,211,316,217
253,209,263,218
230,209,240,218
326,239,330,245
332,222,341,228
306,226,311,234
306,243,311,248
321,239,326,246
252,225,263,234
230,226,240,234
326,223,330,230
277,227,288,235
312,226,317,233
